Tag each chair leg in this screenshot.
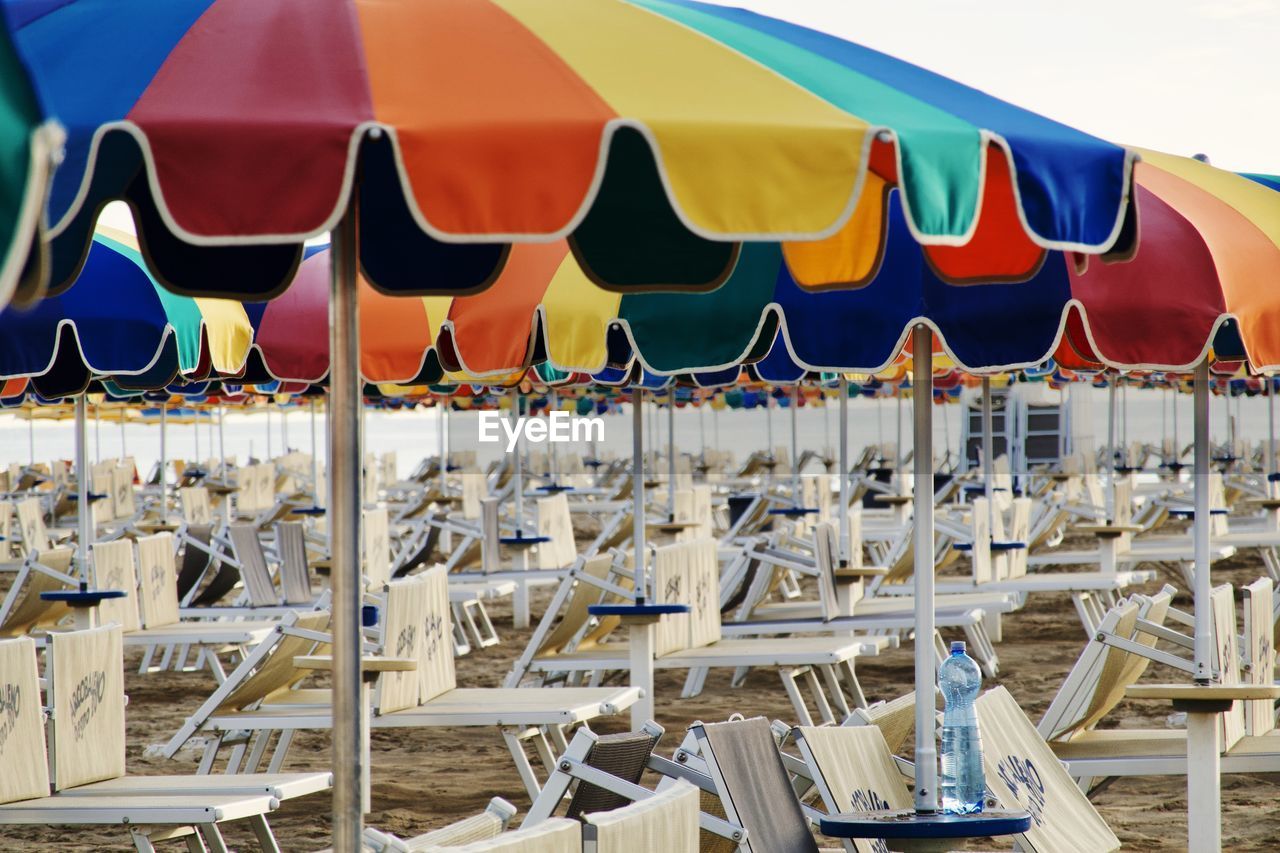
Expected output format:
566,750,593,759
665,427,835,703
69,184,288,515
728,665,750,689
199,824,230,853
502,728,543,801
197,737,222,775
819,664,851,720
468,599,502,648
266,730,295,774
244,729,271,774
802,666,835,725
779,668,815,727
249,815,283,853
838,659,868,710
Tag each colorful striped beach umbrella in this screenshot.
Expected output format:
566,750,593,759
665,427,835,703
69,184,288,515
0,226,253,396
9,0,1134,300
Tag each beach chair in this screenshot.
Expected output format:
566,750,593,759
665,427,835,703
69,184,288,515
409,818,581,852
0,545,76,637
92,536,280,680
676,716,817,853
165,569,640,799
524,539,887,726
976,687,1122,851
0,633,284,852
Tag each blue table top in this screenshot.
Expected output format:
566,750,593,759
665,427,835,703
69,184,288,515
292,506,327,516
588,603,690,617
536,484,575,493
819,809,1031,840
768,507,820,517
500,535,552,546
40,589,126,605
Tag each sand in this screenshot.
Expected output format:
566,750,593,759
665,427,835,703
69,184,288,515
3,547,1280,850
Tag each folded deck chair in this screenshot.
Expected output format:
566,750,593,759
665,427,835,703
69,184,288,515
165,570,639,799
0,634,283,852
94,536,280,680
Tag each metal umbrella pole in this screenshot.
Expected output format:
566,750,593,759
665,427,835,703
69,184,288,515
790,385,800,500
439,395,450,495
1106,376,1117,520
266,405,273,461
281,404,289,452
328,206,364,849
765,389,774,467
667,390,676,520
94,402,101,463
628,386,655,729
159,404,168,523
910,324,938,812
896,389,904,491
1192,361,1213,682
512,395,526,534
982,377,995,524
838,376,850,563
549,391,559,485
27,413,33,466
191,402,199,462
311,398,321,508
698,394,707,472
74,395,92,586
119,408,127,458
217,404,225,474
1267,376,1276,496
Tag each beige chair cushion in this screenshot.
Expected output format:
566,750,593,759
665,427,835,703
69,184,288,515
136,533,180,629
795,725,911,853
536,494,577,569
50,625,126,790
977,686,1120,853
363,507,392,590
0,637,51,803
584,781,699,853
90,540,140,633
425,817,579,852
416,567,458,704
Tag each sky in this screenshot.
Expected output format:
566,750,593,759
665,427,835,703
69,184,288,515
709,0,1279,173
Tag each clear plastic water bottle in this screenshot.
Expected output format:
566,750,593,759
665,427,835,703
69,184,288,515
939,640,985,814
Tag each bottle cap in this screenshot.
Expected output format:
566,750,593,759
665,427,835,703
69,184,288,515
950,641,966,654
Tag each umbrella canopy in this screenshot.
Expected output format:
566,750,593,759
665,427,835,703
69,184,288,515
0,226,253,395
12,0,1133,299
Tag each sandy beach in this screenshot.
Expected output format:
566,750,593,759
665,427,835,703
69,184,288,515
4,527,1278,851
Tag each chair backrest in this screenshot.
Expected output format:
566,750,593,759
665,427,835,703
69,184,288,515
0,637,51,804
228,524,281,607
976,686,1121,853
462,469,485,520
90,539,140,633
693,717,818,853
236,466,261,513
15,498,49,554
1038,601,1140,741
1211,583,1246,746
1004,497,1032,580
216,610,332,712
794,725,912,853
275,521,314,604
180,486,212,525
136,533,181,628
0,547,75,637
48,625,126,790
0,501,11,559
255,463,276,512
430,818,580,852
110,465,134,520
362,507,391,589
1242,578,1275,736
535,554,620,659
566,726,664,819
653,539,720,656
536,493,577,569
969,498,993,584
384,567,457,706
584,780,699,853
845,691,918,754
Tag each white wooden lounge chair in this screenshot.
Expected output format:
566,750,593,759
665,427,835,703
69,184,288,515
0,633,282,852
163,569,639,799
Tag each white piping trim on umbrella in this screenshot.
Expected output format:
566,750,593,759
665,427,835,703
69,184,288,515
49,117,1133,258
